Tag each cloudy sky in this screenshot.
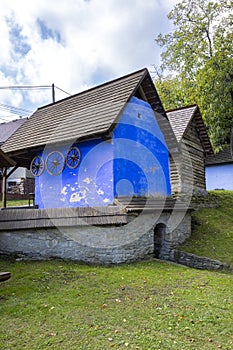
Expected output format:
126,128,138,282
0,0,179,122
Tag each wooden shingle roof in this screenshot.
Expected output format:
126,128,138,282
0,118,27,146
166,105,196,142
205,145,233,165
166,105,213,155
2,68,179,167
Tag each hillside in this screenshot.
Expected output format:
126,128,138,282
180,190,233,267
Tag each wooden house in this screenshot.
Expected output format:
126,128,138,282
166,105,213,194
2,68,177,209
0,69,195,264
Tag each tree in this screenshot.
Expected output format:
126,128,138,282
155,73,196,111
155,0,233,151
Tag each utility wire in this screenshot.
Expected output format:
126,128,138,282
0,84,72,121
0,103,33,114
0,85,71,95
0,85,51,90
54,85,71,96
0,103,33,121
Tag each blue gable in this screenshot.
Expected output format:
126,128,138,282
113,96,171,197
34,96,171,208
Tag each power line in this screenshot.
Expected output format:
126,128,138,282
0,104,33,121
0,84,71,95
0,103,33,115
0,84,72,121
0,114,27,121
54,85,71,96
0,85,51,90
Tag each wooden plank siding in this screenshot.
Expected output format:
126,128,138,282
178,119,206,192
169,154,182,193
0,206,127,231
167,105,213,194
115,196,190,212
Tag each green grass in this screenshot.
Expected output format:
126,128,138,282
0,258,233,350
1,190,233,349
180,191,233,267
5,199,29,207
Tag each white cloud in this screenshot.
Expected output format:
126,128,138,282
0,0,179,121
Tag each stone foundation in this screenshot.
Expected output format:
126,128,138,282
0,210,191,264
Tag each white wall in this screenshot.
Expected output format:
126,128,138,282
206,163,233,190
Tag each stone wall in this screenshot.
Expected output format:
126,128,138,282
0,211,191,264
171,250,229,271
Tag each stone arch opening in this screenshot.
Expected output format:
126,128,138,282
154,223,166,259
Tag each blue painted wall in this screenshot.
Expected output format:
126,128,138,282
35,139,114,208
35,96,171,208
113,96,171,197
206,164,233,190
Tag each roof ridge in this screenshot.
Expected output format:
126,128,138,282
166,104,197,114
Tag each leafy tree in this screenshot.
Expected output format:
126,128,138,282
155,0,233,150
155,73,195,111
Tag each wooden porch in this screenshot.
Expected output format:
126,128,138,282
0,206,127,231
0,196,191,232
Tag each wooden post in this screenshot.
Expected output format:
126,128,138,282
2,167,7,209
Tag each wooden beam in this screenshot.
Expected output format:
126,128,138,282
0,149,16,167
2,167,7,209
1,165,19,208
5,165,19,179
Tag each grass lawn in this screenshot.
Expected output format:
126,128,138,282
1,190,233,349
0,258,233,349
180,191,233,267
4,199,29,207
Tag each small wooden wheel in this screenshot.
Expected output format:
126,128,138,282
66,146,81,169
45,151,65,176
30,155,44,176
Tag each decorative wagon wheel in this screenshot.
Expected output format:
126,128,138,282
30,155,44,176
66,146,81,169
45,151,65,176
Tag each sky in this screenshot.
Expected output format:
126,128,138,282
0,0,179,122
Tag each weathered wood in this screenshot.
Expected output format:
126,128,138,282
206,144,233,165
115,196,191,212
2,168,7,209
0,215,127,231
0,206,127,231
180,118,206,190
167,105,212,194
